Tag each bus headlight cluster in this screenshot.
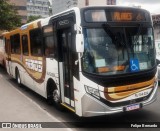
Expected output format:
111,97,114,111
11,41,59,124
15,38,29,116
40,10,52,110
85,85,100,98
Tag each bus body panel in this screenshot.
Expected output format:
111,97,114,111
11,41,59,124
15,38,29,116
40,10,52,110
3,6,158,117
155,40,160,80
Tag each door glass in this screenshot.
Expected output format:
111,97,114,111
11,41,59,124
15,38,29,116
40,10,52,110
62,33,70,98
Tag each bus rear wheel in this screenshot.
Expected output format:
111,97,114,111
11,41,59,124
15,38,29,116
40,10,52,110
16,69,21,86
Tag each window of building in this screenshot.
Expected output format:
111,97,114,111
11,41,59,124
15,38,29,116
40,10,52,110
36,1,42,4
22,35,29,55
14,6,26,10
10,34,20,54
30,28,42,56
85,0,89,6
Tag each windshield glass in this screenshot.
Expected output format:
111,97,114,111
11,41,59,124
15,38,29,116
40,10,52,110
82,26,155,75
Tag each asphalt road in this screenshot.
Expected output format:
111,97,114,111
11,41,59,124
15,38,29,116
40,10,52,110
0,66,160,131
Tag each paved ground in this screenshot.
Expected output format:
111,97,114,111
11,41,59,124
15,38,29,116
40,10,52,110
0,66,72,131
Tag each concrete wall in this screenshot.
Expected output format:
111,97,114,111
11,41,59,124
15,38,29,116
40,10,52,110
9,0,27,23
27,0,50,18
52,0,109,15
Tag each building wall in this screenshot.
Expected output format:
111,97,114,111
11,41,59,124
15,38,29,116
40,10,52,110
154,25,160,40
52,0,116,15
107,0,116,5
152,14,160,41
9,0,27,23
85,0,107,6
27,0,50,18
52,0,78,15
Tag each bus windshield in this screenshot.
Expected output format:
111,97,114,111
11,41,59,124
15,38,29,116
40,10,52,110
82,26,156,75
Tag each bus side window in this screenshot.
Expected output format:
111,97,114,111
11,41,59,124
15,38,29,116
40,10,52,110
5,38,8,54
43,25,55,58
30,28,42,56
22,35,29,55
10,34,20,54
44,36,55,57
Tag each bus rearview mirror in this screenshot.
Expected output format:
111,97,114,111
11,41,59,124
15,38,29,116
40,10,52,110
76,34,84,53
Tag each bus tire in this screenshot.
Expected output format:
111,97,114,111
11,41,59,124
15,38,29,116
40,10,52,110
47,80,63,110
16,68,21,86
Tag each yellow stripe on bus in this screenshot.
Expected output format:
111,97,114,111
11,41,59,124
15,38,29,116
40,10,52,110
106,77,155,93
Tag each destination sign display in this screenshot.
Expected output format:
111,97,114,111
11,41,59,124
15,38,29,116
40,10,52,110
113,12,132,21
84,9,147,22
111,11,146,21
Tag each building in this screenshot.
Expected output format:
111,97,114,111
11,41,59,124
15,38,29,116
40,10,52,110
9,0,27,23
52,0,116,15
152,14,160,40
107,0,116,5
9,0,50,24
27,0,50,18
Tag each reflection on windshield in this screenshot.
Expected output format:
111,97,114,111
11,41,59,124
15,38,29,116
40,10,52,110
82,27,155,75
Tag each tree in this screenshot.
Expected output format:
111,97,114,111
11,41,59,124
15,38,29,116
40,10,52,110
27,15,42,23
0,0,21,31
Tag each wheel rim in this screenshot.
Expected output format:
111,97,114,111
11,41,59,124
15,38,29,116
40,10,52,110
17,75,21,84
53,90,60,103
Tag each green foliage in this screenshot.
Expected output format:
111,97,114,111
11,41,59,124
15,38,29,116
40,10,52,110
0,0,21,31
27,15,42,23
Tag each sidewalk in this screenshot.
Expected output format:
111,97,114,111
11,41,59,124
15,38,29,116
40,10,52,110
0,67,72,130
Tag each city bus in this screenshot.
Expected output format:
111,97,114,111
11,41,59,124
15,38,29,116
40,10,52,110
3,6,158,117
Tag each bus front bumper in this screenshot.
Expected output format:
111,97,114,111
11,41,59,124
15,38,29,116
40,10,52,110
81,81,158,117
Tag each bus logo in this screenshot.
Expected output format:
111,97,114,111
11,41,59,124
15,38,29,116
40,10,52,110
59,20,69,26
25,59,42,73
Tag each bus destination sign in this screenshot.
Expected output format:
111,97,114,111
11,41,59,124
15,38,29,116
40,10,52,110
113,12,132,21
84,9,147,22
111,11,146,21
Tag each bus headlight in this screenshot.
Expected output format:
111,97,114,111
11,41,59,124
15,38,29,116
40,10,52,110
85,85,100,98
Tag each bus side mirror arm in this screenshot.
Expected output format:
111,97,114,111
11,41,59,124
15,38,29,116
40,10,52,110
75,53,83,65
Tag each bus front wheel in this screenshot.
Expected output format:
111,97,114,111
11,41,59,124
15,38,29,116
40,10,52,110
47,80,63,110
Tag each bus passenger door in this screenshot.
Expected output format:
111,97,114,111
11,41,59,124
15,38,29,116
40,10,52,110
58,29,75,109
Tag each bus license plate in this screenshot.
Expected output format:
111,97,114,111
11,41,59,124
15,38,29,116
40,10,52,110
126,104,140,111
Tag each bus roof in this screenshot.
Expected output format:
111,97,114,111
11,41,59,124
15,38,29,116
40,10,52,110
80,5,150,13
5,6,151,33
41,7,80,26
